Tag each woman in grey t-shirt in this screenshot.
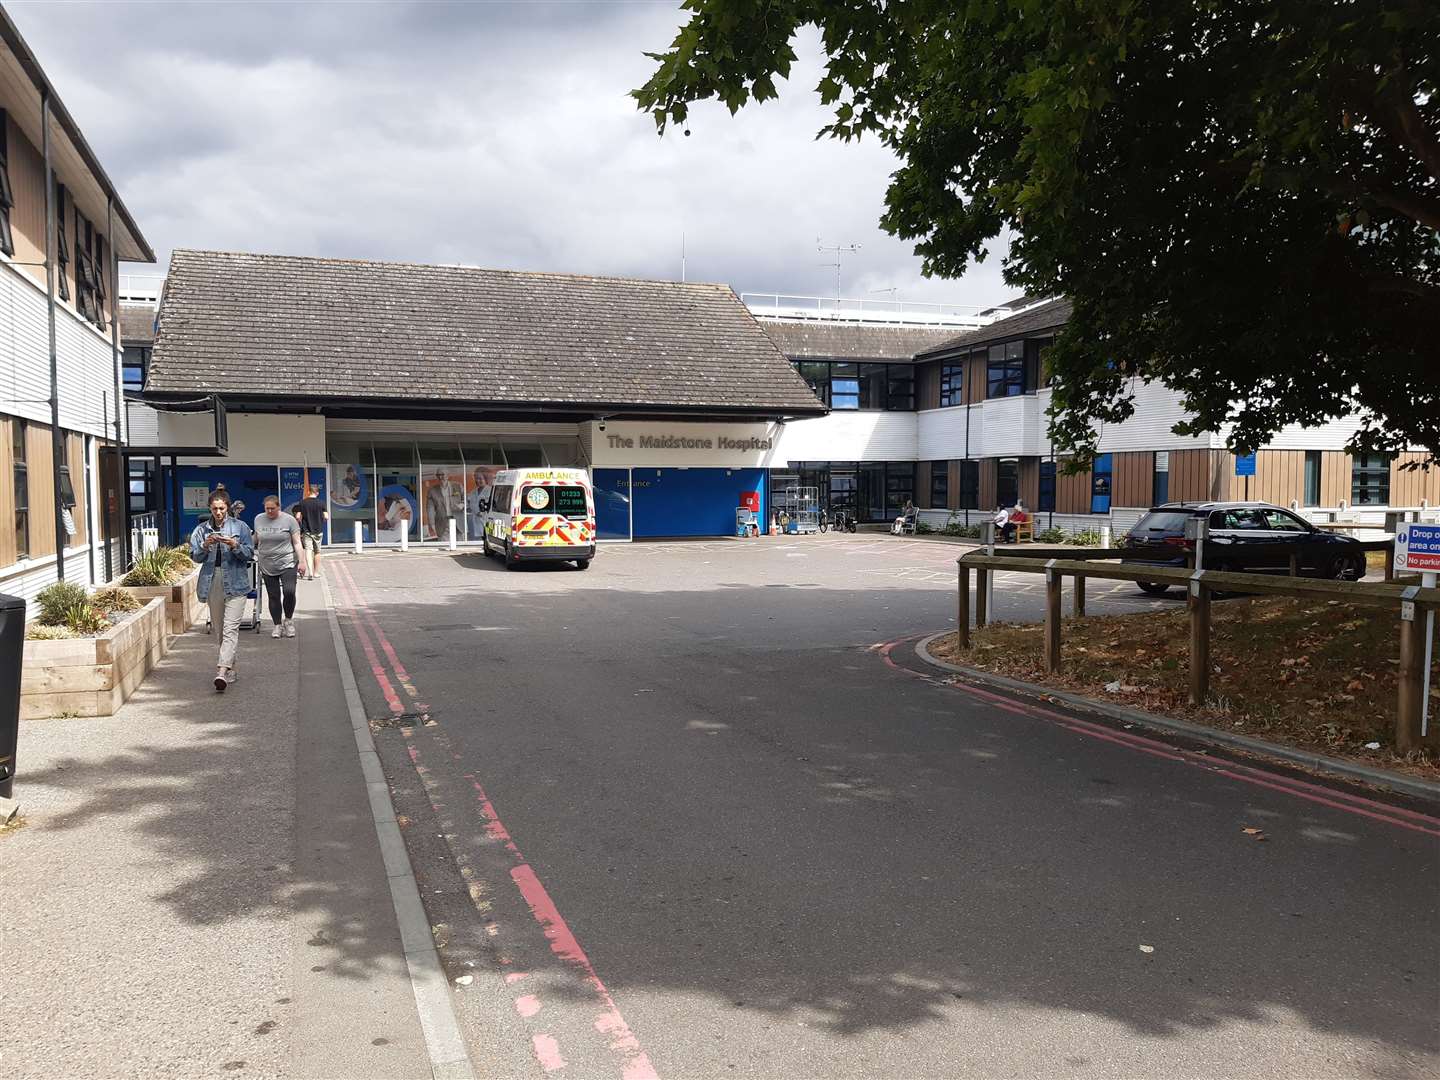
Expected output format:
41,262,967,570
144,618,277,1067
253,496,305,638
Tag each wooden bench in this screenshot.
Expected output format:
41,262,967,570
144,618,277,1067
1013,519,1034,543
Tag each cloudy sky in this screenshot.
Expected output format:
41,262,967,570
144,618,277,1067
10,1,1013,309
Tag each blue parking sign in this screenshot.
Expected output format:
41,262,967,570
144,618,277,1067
1234,453,1256,477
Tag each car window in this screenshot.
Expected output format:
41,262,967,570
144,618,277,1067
1262,509,1308,532
1134,511,1193,533
1215,509,1266,530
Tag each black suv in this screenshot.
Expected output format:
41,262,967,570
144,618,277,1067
1121,501,1366,596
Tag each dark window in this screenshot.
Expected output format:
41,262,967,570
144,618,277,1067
886,365,914,410
553,486,589,517
1152,451,1170,505
1038,460,1056,512
1303,450,1321,506
1212,508,1268,530
940,362,963,407
1351,453,1391,506
1029,336,1056,388
122,346,148,390
75,212,98,323
996,458,1020,507
930,461,948,509
489,485,513,514
986,341,1025,398
858,364,887,409
0,110,14,257
796,361,830,406
58,436,75,508
885,462,915,515
93,234,107,329
830,363,859,410
1262,508,1309,532
54,183,70,302
958,460,980,509
1136,510,1197,535
12,419,27,558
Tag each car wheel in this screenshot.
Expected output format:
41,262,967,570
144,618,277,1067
1136,581,1171,597
1328,554,1361,581
504,541,518,570
574,558,590,570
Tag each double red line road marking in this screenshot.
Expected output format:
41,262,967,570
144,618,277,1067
330,561,659,1080
876,634,1440,838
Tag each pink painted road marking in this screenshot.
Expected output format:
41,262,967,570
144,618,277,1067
879,634,1440,838
515,994,542,1018
330,566,403,714
333,558,660,1079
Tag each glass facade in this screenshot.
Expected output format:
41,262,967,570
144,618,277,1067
324,434,580,544
790,360,914,411
783,461,918,523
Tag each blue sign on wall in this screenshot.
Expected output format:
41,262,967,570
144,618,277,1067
628,467,767,539
1234,453,1257,477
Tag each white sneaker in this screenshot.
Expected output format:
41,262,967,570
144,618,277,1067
272,625,283,639
284,621,296,638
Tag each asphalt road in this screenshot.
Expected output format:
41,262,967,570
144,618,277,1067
328,535,1439,1079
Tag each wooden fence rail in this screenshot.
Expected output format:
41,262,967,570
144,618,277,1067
954,552,1440,752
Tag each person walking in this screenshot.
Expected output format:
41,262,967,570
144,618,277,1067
296,486,328,579
254,495,304,639
190,489,254,692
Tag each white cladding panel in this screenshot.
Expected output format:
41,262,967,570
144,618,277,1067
977,394,1048,457
161,411,327,465
1256,415,1367,450
1096,379,1216,452
772,412,917,464
916,406,980,461
589,420,782,468
0,259,119,439
126,401,159,446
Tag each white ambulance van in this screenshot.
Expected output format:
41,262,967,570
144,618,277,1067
481,468,596,570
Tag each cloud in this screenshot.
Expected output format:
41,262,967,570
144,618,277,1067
8,1,1015,308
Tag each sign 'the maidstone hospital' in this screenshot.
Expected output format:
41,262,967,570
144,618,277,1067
1395,522,1440,573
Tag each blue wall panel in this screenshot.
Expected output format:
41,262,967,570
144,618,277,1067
593,468,632,541
630,468,767,538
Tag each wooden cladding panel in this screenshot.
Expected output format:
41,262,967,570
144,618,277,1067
916,459,935,508
24,420,56,559
947,460,962,510
1019,456,1040,509
965,353,987,405
1055,460,1092,514
1392,453,1440,507
1168,449,1220,502
915,361,942,410
978,458,997,509
1112,451,1154,508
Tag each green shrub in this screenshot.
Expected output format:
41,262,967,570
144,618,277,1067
1073,528,1103,547
91,587,141,615
35,581,89,626
123,549,180,586
61,600,109,636
26,622,79,640
162,545,193,573
1037,526,1067,544
915,520,934,534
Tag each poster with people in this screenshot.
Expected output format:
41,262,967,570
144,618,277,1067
422,466,465,542
329,462,375,542
466,465,499,539
376,485,417,543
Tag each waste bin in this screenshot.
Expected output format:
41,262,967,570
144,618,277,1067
0,591,24,800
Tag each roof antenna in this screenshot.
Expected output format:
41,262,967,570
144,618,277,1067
817,237,861,300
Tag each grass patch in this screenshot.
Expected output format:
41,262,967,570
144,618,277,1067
930,595,1439,779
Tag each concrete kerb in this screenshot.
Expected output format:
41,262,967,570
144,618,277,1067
914,631,1440,805
321,576,477,1080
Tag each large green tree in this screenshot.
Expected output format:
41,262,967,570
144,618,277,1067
635,0,1439,464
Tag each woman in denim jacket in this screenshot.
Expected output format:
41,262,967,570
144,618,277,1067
190,489,254,692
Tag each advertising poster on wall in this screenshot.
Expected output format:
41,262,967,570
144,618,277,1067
466,465,500,539
421,466,465,542
329,462,374,542
376,484,417,543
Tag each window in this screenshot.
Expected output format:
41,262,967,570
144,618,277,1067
58,436,75,508
830,363,860,410
797,361,830,406
75,211,99,323
996,458,1019,508
986,340,1025,398
1262,509,1309,532
0,109,14,257
886,365,914,410
930,461,948,509
122,346,148,390
959,460,980,509
940,362,963,407
1351,453,1391,506
54,183,70,302
1212,508,1267,530
93,234,108,329
884,462,915,515
12,420,27,558
1038,460,1056,512
1152,451,1170,505
1029,336,1056,388
1304,450,1321,506
858,364,887,409
489,485,513,514
1090,452,1113,513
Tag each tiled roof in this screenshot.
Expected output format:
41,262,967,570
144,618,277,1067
146,250,826,416
758,319,968,362
916,298,1073,358
120,303,155,345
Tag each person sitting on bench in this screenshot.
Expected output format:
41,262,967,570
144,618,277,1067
1010,500,1030,541
892,499,917,535
993,504,1015,544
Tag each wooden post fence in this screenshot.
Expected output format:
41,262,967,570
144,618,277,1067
1188,574,1211,706
1044,567,1062,672
957,562,971,649
1074,573,1086,618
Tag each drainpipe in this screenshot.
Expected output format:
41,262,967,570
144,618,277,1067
107,199,121,446
42,92,64,583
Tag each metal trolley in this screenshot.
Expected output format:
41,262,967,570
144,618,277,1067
776,486,821,535
205,559,264,635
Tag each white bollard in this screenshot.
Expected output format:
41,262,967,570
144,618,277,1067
400,525,409,552
1100,524,1112,550
448,518,457,551
353,521,362,554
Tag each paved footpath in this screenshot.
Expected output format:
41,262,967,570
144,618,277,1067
0,578,439,1079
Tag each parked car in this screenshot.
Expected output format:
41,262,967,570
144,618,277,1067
1121,501,1367,595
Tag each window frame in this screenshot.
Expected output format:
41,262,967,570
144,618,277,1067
1350,452,1391,506
939,362,964,407
12,419,28,559
0,108,14,257
1303,450,1322,507
986,340,1026,398
1038,460,1056,512
1152,450,1170,506
829,362,860,410
958,460,980,510
996,457,1020,508
930,460,948,509
54,183,70,302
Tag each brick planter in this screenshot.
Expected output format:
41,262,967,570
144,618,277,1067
112,567,203,637
20,597,168,720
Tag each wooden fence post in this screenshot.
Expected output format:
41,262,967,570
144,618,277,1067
1045,568,1062,672
1073,573,1086,618
1397,601,1422,752
975,567,988,628
1385,541,1395,582
1188,575,1211,706
957,563,971,649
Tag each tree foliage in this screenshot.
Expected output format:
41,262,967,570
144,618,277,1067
635,0,1439,464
